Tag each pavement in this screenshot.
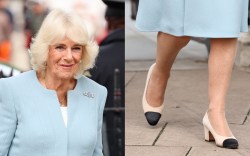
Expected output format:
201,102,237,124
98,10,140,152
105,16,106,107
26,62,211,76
125,65,250,156
125,1,250,156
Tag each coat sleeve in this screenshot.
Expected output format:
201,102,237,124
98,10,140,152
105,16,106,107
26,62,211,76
93,87,107,156
0,80,17,156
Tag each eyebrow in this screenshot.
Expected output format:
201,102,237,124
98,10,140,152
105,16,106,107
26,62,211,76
54,44,65,46
53,44,82,47
74,44,83,47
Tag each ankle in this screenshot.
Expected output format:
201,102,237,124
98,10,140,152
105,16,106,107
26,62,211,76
208,102,225,113
153,65,170,79
207,108,225,115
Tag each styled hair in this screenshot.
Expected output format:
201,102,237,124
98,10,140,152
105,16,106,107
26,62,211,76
29,9,99,77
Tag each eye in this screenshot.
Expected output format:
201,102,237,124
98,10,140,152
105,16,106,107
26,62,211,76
72,46,82,52
55,45,65,52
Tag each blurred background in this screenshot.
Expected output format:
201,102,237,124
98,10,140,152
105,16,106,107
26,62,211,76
0,0,125,156
0,0,108,71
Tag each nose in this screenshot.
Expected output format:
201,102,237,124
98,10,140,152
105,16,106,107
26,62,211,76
64,48,73,61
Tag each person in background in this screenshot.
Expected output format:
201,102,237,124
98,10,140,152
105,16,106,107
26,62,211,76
24,0,48,48
89,0,125,156
0,0,13,25
0,0,13,62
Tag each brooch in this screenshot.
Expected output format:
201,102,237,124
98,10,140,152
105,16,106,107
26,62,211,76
83,91,95,98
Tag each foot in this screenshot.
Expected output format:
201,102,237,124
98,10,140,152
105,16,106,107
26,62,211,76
207,109,233,137
146,64,169,107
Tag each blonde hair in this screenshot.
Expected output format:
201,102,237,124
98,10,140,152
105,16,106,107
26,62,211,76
29,9,99,77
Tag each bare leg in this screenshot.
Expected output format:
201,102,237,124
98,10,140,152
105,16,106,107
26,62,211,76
146,32,191,106
208,38,237,136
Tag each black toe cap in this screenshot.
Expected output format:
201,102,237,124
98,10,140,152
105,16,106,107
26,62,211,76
223,139,239,149
145,112,161,126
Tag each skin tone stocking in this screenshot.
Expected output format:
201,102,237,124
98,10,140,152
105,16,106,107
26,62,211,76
147,32,236,137
146,32,190,106
207,38,237,137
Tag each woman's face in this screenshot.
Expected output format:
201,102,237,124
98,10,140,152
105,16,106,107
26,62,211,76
47,37,83,79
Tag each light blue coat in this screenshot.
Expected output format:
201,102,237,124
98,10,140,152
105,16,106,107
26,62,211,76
136,0,249,37
0,70,107,156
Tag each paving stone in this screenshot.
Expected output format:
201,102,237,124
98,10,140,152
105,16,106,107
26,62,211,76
156,121,211,147
125,71,136,86
236,149,250,156
125,146,190,156
125,120,165,145
188,147,244,156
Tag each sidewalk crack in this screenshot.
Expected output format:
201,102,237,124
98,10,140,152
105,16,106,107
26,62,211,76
125,72,137,87
242,108,250,125
185,147,192,156
152,122,168,146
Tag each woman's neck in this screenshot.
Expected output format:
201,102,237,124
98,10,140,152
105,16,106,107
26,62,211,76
37,71,77,107
44,75,75,92
37,70,76,90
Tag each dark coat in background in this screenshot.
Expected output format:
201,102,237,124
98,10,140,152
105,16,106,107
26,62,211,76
90,27,125,156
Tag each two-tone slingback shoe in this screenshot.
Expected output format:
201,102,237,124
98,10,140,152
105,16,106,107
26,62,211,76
142,63,164,126
203,112,238,149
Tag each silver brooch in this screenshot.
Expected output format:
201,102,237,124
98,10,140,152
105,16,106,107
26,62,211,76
83,91,95,98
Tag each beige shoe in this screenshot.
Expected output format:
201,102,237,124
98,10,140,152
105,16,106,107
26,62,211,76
142,63,164,126
203,112,238,149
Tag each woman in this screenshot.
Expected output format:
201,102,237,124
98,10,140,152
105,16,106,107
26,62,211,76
136,0,249,149
0,9,107,156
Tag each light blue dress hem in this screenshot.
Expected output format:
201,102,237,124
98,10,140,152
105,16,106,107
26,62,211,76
135,0,249,38
135,25,249,38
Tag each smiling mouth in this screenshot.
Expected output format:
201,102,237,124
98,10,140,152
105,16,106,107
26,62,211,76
60,64,74,68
